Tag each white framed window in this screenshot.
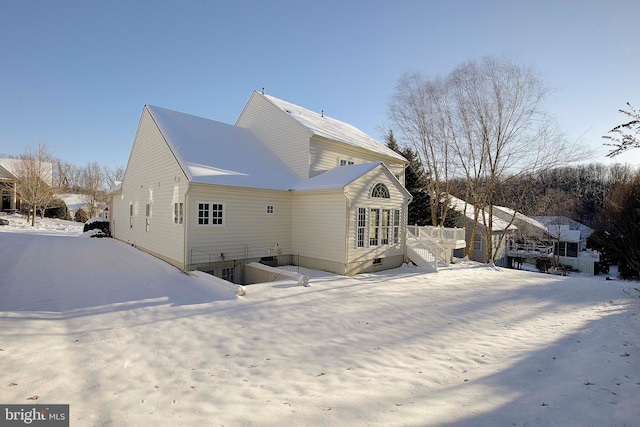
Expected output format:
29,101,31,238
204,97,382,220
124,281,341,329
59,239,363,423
359,207,401,248
373,257,383,266
357,207,367,248
473,233,482,251
174,202,183,224
371,183,390,198
266,205,274,214
369,208,380,246
381,209,390,245
339,159,354,166
198,202,210,225
197,202,225,226
393,209,400,244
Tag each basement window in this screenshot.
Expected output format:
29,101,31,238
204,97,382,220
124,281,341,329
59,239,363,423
373,258,383,266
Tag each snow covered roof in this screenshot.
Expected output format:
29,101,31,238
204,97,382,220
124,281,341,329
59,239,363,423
56,193,88,211
262,94,407,163
0,157,53,185
448,196,517,232
293,162,382,191
146,105,300,191
531,216,592,242
493,205,549,232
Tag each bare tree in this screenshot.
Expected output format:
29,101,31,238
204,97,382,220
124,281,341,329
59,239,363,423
389,72,455,226
53,159,82,191
16,143,55,226
603,102,640,157
450,57,586,264
81,162,106,218
103,165,124,188
390,56,586,264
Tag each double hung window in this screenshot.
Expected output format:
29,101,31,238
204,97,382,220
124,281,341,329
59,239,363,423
174,202,183,224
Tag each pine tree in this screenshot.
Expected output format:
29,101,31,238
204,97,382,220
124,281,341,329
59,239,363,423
385,130,431,225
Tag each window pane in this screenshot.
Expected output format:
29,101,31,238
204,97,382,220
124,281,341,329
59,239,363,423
357,207,366,248
393,209,400,244
381,209,390,245
369,208,379,246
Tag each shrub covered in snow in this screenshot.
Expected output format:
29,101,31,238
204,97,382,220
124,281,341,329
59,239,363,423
83,217,110,237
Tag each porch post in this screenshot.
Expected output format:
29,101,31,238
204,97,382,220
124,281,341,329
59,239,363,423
11,181,17,210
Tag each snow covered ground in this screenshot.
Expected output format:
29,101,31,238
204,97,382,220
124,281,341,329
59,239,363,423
1,216,639,426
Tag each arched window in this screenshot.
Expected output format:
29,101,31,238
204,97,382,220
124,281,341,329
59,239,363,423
371,183,390,198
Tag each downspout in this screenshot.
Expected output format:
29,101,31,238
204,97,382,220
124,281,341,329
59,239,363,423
183,187,190,272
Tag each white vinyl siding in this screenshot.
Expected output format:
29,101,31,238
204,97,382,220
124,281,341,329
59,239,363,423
309,137,407,184
236,92,311,178
111,107,189,267
291,192,346,263
187,185,292,261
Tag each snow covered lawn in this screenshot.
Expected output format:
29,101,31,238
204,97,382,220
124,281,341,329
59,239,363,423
1,217,639,426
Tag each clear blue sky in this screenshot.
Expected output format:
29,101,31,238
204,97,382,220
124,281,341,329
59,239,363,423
1,0,639,170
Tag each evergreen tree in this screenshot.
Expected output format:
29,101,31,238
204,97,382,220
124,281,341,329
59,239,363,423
385,130,431,225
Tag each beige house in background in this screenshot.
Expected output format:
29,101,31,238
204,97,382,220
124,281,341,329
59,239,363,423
110,91,413,283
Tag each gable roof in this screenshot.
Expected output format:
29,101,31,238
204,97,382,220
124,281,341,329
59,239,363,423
0,157,52,185
260,93,407,163
146,105,299,191
0,162,16,181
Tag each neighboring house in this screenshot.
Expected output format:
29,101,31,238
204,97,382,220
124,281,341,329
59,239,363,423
0,157,53,212
491,207,600,274
0,159,19,211
57,193,88,218
530,216,600,274
448,196,517,266
110,91,413,283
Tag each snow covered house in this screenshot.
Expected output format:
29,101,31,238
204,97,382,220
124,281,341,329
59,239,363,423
491,208,600,274
109,91,412,283
0,157,53,212
0,158,19,211
448,196,516,266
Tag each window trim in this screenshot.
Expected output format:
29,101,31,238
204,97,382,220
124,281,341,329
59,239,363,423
266,205,274,215
339,159,355,166
357,207,367,248
174,202,184,224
